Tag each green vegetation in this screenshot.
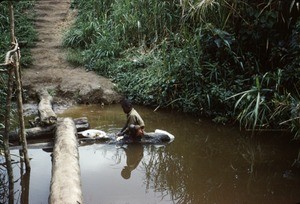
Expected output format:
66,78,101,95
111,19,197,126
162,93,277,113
0,1,297,130
63,0,300,137
0,1,37,67
0,0,298,138
0,1,37,148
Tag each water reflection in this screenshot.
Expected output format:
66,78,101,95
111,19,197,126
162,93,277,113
0,149,31,204
9,148,52,203
9,104,299,203
0,157,9,204
120,144,144,180
20,169,30,204
141,132,300,204
59,104,300,204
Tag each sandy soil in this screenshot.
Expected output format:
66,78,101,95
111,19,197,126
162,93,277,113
22,0,121,105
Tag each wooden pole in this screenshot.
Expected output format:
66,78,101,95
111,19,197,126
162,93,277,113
14,46,31,170
9,2,15,44
2,3,17,204
3,66,14,204
9,1,31,171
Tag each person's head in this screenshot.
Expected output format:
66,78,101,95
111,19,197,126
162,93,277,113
121,98,132,114
121,166,131,179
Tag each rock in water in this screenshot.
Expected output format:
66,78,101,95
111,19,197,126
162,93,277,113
78,129,108,139
154,129,175,142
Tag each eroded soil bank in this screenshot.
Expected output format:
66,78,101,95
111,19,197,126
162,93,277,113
22,0,121,109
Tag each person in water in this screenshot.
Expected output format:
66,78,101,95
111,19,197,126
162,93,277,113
117,99,145,140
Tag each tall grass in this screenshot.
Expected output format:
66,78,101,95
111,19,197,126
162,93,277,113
64,0,300,135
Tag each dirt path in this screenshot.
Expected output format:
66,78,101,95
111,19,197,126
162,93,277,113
22,0,121,105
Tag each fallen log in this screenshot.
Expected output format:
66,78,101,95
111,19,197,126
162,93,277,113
49,117,83,204
7,117,90,141
37,89,57,125
9,141,54,150
73,117,90,131
9,125,56,141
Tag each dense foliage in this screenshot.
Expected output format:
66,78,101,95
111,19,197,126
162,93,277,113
0,1,37,147
63,0,300,136
0,1,37,67
64,0,300,135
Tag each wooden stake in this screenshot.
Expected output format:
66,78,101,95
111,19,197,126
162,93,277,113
14,48,31,170
9,1,31,171
3,66,14,204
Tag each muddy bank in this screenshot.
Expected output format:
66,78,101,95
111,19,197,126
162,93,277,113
22,0,121,106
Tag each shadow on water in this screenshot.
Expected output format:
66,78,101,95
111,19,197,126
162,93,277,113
4,104,300,203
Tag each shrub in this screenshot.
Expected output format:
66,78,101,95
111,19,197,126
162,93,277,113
63,0,300,135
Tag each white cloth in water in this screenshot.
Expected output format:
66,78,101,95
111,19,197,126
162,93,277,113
78,129,108,139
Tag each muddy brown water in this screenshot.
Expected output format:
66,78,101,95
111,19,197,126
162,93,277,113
9,104,300,203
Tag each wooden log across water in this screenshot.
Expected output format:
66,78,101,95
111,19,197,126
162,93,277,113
37,89,57,125
7,117,90,142
33,90,84,203
49,117,83,204
73,117,90,131
4,88,86,202
9,141,54,150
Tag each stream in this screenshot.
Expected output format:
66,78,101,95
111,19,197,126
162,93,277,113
7,104,300,203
